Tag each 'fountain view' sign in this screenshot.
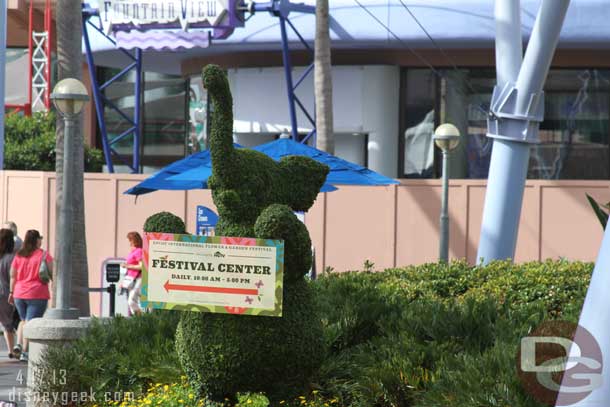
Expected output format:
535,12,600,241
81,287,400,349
100,0,229,32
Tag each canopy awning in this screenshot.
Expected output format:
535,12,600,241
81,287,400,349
84,0,610,75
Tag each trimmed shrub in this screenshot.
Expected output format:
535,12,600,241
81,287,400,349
4,111,104,172
34,312,182,402
176,65,327,403
311,260,592,407
143,211,187,234
177,280,324,401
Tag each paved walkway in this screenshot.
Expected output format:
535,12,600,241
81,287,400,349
0,340,27,407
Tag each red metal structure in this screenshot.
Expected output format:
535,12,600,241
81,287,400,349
5,0,52,115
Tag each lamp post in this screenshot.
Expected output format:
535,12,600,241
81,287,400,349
49,78,89,319
433,124,461,263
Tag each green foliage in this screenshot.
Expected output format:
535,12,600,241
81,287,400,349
5,110,55,143
235,393,270,407
34,312,181,401
3,111,104,172
254,204,313,282
143,211,187,234
33,259,592,407
311,260,592,407
176,65,327,403
586,193,609,229
413,340,542,407
203,64,328,229
176,280,325,402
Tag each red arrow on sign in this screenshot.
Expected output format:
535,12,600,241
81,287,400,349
163,280,259,295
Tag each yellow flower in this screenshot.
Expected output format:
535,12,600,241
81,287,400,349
188,393,194,399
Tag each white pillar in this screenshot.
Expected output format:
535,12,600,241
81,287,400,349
362,66,399,178
477,0,570,263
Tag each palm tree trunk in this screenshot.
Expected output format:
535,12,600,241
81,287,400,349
314,0,334,154
54,0,90,316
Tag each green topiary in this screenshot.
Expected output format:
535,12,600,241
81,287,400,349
143,211,187,234
176,280,324,401
176,65,328,402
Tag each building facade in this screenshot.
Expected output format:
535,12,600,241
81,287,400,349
77,0,610,181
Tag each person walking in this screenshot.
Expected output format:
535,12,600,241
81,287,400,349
0,229,17,358
9,230,52,362
121,232,144,315
3,221,22,252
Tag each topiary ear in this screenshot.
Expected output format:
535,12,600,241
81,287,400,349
279,156,329,212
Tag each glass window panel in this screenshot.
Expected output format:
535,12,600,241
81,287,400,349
529,70,610,179
5,48,28,106
101,68,137,161
401,70,436,178
421,68,610,180
142,72,188,166
99,69,189,171
188,75,208,153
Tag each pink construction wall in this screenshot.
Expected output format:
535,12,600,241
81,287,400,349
0,171,607,316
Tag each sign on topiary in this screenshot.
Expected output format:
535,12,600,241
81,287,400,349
174,64,328,403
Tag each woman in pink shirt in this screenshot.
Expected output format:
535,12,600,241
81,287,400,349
121,232,144,315
9,230,52,362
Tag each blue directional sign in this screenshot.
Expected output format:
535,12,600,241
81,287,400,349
196,205,219,236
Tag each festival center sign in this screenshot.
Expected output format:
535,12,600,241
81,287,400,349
141,233,284,317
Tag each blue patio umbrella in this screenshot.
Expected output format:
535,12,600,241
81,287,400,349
124,144,240,195
125,139,398,195
252,138,399,187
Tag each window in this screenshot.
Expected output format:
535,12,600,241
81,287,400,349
400,70,436,178
99,68,189,172
400,68,610,180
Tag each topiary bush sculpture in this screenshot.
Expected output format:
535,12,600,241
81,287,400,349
175,65,328,402
143,211,187,234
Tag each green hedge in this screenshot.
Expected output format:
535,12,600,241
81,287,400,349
33,260,593,407
34,312,182,402
4,112,104,172
312,260,592,407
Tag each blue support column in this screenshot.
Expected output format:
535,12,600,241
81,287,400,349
477,0,570,263
252,0,316,143
133,48,142,172
82,16,114,172
82,9,143,173
279,16,299,141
